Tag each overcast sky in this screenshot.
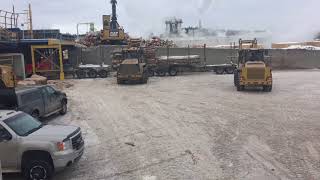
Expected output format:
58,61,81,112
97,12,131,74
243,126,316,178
2,0,320,42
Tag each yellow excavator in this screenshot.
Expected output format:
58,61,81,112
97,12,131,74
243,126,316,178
234,39,273,92
0,65,16,89
101,0,127,45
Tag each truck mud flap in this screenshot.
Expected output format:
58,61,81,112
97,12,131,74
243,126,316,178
0,88,18,109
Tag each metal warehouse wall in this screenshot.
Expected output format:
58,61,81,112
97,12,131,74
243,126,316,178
69,46,320,69
157,48,320,69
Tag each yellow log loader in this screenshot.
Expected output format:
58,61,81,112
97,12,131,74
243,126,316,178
101,0,127,45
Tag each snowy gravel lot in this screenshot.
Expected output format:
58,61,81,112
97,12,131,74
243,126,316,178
5,70,320,180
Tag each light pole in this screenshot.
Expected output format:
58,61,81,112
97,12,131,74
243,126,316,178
21,23,25,39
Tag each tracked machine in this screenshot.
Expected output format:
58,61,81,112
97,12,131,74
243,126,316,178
234,39,273,92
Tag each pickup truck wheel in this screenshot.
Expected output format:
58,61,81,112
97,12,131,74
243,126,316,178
98,70,108,78
31,110,40,120
234,72,238,86
88,69,98,78
60,101,67,115
24,160,53,180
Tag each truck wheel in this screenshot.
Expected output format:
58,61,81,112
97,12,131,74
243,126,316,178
169,68,178,76
157,71,166,77
76,70,86,79
0,80,6,88
24,160,53,180
226,67,235,74
88,69,98,78
148,70,155,77
234,71,239,86
60,101,67,115
215,68,224,75
98,70,108,78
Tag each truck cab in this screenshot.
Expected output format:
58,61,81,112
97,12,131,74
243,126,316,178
0,111,84,179
0,85,68,119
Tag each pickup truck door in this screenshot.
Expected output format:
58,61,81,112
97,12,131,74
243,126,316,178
44,86,61,112
0,124,17,171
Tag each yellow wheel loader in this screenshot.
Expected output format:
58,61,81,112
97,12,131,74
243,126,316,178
234,39,273,92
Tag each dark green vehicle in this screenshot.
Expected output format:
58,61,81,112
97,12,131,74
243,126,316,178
117,59,149,84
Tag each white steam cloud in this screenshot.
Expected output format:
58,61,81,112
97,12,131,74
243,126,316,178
2,0,320,42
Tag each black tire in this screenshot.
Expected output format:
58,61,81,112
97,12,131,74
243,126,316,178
60,101,67,115
76,70,86,79
98,70,108,78
169,68,178,76
31,110,40,120
234,71,239,86
237,85,244,91
157,71,166,77
88,69,98,78
24,160,53,180
215,68,224,75
263,85,272,92
148,70,155,77
226,67,235,74
235,71,244,91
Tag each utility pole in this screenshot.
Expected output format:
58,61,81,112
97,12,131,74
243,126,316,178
28,4,33,39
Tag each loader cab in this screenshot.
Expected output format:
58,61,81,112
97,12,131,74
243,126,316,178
234,39,273,92
239,49,264,63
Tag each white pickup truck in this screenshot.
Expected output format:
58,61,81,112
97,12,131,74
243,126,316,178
0,110,84,180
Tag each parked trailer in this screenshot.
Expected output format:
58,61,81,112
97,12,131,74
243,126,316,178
206,63,237,75
75,64,111,79
147,55,203,76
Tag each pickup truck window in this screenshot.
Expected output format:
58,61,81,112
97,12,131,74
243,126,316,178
46,86,56,95
4,113,43,136
0,124,11,141
21,91,42,104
